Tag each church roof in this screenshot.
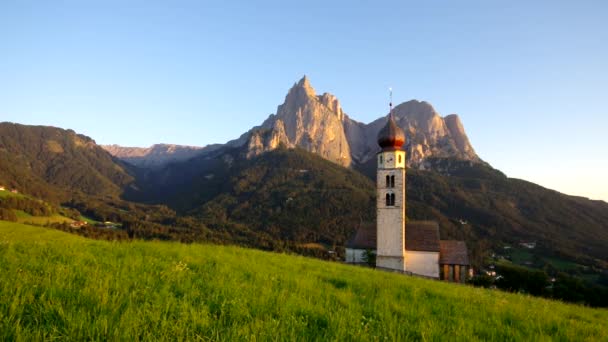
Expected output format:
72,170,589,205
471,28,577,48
439,240,470,265
405,221,440,252
346,221,443,252
346,222,376,249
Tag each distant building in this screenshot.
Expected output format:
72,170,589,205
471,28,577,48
439,241,470,282
345,223,376,264
0,186,5,191
519,242,536,249
70,221,88,228
10,189,18,194
345,106,470,283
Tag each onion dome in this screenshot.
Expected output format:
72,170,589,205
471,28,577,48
377,114,405,150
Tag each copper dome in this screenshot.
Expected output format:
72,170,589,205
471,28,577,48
377,115,405,150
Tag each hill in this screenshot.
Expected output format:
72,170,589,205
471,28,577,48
0,122,134,202
131,145,608,269
129,146,375,250
0,222,606,340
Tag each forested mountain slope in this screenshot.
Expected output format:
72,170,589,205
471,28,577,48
0,122,134,202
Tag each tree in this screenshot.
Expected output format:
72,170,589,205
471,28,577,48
362,249,376,267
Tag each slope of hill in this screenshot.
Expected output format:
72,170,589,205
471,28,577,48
0,122,134,201
1,222,606,340
129,147,376,248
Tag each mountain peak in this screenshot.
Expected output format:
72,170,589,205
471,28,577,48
298,74,311,87
291,75,316,98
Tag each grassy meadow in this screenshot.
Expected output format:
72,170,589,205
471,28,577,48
0,221,606,340
14,210,74,225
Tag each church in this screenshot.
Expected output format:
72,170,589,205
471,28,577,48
345,107,470,283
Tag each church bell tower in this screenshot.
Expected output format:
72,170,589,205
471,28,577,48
376,92,407,271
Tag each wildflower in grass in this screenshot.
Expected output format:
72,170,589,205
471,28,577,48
174,260,189,272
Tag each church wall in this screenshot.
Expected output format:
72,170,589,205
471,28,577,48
376,255,405,271
405,250,440,278
345,248,366,263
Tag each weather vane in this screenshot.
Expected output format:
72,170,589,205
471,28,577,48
389,87,393,117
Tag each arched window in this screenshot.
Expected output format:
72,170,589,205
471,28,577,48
386,175,390,188
379,155,383,164
390,175,395,188
390,193,396,206
386,193,391,206
398,155,402,164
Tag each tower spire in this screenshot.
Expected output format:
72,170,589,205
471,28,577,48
377,86,405,150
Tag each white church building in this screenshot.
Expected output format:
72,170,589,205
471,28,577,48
345,107,470,283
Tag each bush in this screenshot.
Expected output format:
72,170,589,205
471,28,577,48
0,208,17,222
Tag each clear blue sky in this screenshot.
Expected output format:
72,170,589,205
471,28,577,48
1,1,607,201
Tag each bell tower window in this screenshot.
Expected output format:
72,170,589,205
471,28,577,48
390,175,395,188
386,193,396,206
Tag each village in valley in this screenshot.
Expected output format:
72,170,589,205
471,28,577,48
0,184,120,229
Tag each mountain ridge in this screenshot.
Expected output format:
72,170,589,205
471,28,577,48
105,76,481,170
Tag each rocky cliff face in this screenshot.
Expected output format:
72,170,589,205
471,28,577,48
345,100,480,167
105,76,480,169
245,76,351,166
243,76,479,168
102,144,209,168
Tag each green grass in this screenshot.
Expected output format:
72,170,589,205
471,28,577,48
0,190,24,198
14,210,73,225
510,248,534,265
0,221,606,340
543,256,581,271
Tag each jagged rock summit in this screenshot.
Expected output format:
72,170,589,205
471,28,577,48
345,100,480,166
245,76,352,166
104,76,480,169
244,76,480,168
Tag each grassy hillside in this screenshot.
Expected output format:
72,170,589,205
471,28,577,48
0,222,606,340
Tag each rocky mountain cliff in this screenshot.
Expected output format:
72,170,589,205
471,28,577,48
244,76,352,166
234,76,480,168
105,76,480,169
102,144,214,168
344,101,479,166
